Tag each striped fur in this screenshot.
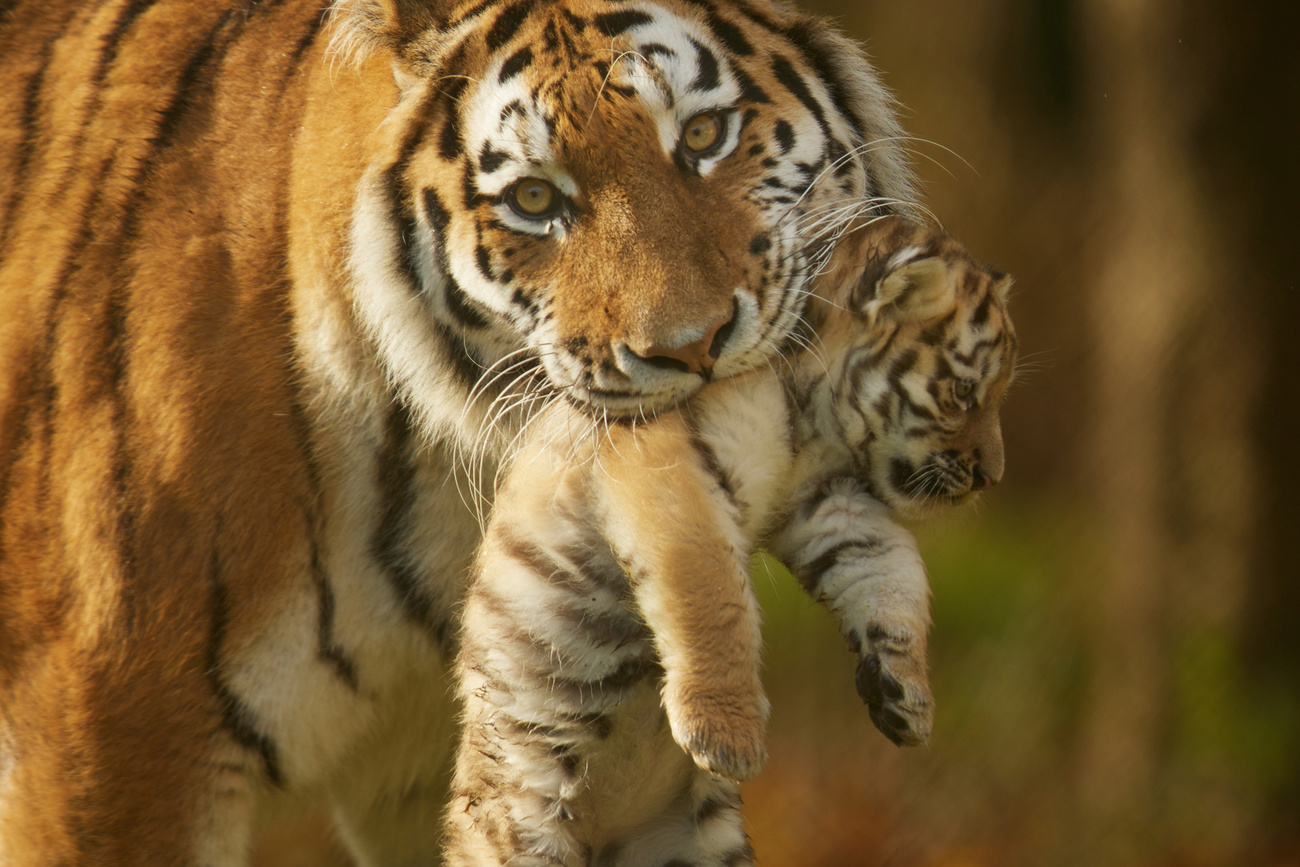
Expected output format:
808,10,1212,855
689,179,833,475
0,0,922,862
448,217,1017,864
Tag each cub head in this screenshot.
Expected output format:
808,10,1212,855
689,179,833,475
811,218,1018,521
331,0,917,426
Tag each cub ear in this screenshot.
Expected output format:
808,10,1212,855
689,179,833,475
330,0,451,72
856,250,957,324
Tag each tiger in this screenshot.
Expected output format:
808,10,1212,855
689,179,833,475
447,215,1018,866
0,0,925,861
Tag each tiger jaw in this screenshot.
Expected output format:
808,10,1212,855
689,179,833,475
535,292,770,415
876,448,993,519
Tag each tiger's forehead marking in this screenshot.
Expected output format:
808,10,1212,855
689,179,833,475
464,3,754,188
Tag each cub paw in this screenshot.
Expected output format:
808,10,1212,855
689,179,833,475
852,626,933,747
667,690,770,782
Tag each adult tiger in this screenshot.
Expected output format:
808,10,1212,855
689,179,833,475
0,0,916,862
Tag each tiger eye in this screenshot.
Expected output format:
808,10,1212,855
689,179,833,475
682,113,722,152
954,379,976,401
512,179,557,217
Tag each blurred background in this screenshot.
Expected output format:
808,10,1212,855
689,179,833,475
255,0,1300,864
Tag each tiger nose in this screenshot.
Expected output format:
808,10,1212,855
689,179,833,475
971,461,1001,491
635,312,735,376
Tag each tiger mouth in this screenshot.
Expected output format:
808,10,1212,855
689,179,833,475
564,383,704,418
889,457,977,503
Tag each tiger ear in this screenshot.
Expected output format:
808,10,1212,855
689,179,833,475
856,253,957,325
330,0,451,72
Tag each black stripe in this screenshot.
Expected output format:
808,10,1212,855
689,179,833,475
484,0,535,51
391,180,426,294
311,541,359,690
888,457,915,495
118,5,253,249
370,401,450,647
694,791,740,823
550,654,652,695
895,382,936,423
420,187,491,331
553,601,647,648
285,392,359,691
93,0,161,87
500,532,595,595
592,8,652,36
970,290,992,327
770,54,824,124
641,42,676,60
679,0,753,56
730,64,770,104
479,141,510,174
782,21,862,144
449,0,505,27
286,6,329,67
0,38,54,257
546,9,580,37
434,320,486,397
723,842,756,866
437,77,470,161
799,538,884,594
774,119,795,153
498,45,532,81
683,423,751,520
0,361,39,567
103,265,142,639
208,548,284,786
887,348,919,385
474,242,494,280
689,38,720,91
444,277,492,331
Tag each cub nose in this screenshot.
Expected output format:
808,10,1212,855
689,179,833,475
635,311,736,376
971,462,1001,491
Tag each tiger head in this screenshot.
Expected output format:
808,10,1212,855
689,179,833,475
332,0,916,424
806,218,1018,521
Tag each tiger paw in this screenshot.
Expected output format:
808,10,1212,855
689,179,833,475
853,625,933,747
667,690,770,782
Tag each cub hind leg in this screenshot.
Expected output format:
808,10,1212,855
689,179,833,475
598,772,753,867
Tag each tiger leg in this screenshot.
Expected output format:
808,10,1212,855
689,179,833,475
771,477,934,746
598,419,769,783
443,682,594,867
599,771,753,867
445,519,654,865
0,646,262,867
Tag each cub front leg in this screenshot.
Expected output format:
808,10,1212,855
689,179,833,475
771,478,934,746
598,419,769,783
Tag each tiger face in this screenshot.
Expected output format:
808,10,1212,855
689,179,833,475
813,219,1018,521
339,0,916,419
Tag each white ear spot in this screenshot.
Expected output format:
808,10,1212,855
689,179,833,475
883,245,928,272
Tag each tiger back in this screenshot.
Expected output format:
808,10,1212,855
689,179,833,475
450,215,1017,865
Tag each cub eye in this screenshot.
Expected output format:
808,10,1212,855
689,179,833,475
682,112,723,153
953,379,976,402
509,178,560,219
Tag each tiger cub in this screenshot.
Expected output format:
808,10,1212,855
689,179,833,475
446,217,1017,866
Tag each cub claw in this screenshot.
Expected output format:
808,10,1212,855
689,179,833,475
680,723,768,783
854,646,933,747
668,688,770,782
